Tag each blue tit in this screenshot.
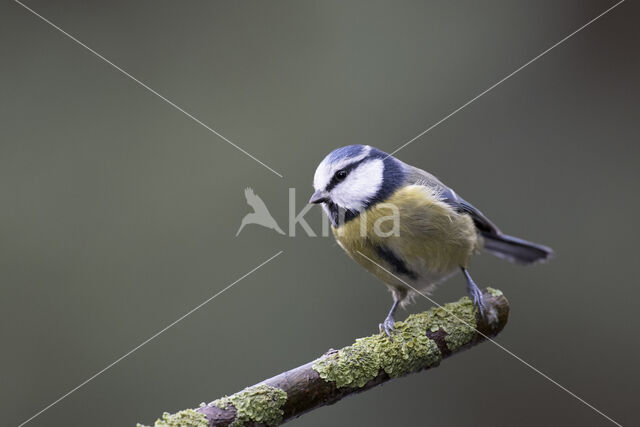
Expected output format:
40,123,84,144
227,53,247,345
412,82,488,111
309,145,553,336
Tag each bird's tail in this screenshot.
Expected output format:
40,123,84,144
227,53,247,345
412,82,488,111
482,233,553,265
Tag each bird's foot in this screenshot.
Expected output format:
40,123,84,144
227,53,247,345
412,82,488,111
462,268,498,325
468,284,487,318
379,316,396,337
467,286,499,325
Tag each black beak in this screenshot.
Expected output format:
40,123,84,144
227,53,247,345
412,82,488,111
309,190,329,204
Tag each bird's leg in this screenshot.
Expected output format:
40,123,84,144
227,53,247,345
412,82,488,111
379,297,400,337
461,267,487,317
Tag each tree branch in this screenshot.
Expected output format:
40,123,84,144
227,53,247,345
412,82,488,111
139,288,509,427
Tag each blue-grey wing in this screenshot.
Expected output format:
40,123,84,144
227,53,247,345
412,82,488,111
403,164,501,235
402,164,553,264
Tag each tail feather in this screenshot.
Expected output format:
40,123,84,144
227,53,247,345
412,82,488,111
482,233,553,265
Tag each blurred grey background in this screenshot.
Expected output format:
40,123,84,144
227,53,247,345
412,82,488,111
1,1,638,426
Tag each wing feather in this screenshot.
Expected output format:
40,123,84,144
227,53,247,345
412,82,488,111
403,165,501,235
402,164,553,264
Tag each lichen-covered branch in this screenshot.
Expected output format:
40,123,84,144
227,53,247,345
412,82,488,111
138,288,509,427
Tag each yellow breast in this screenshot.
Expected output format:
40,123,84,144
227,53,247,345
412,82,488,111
332,185,480,286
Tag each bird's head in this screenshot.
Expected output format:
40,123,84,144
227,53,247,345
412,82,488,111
309,145,406,225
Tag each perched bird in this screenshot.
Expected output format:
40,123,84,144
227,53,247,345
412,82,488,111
236,187,285,236
309,145,553,335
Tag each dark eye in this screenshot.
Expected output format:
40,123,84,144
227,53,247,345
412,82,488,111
335,169,348,181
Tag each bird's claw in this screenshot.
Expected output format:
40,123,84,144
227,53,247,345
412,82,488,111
468,285,487,318
379,316,396,337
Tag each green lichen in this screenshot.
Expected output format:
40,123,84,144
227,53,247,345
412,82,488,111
487,287,503,297
312,295,484,388
434,297,478,351
313,314,440,388
210,384,287,427
136,408,208,427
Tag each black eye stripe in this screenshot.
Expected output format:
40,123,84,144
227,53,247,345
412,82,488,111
325,159,367,192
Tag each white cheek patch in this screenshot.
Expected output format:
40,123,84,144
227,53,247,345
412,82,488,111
313,164,332,192
313,146,371,190
330,158,383,211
